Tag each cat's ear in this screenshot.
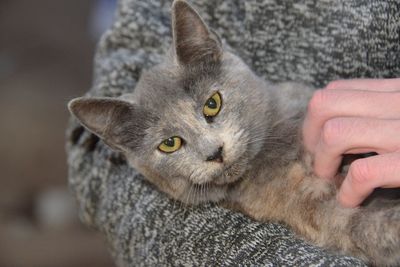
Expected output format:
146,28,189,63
172,0,222,66
68,97,153,152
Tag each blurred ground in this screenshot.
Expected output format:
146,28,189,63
0,0,115,266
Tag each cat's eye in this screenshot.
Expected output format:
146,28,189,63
158,136,182,153
203,92,222,119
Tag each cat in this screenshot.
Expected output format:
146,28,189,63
68,0,400,266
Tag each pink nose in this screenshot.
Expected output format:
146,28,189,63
206,146,223,163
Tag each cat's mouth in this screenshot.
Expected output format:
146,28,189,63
187,153,249,187
188,163,241,186
182,160,248,204
209,160,247,186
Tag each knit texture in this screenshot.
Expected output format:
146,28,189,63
67,0,400,266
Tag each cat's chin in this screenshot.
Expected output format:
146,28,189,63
181,163,246,204
179,182,228,205
194,161,246,187
183,174,245,205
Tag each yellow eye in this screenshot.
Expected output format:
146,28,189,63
158,136,182,153
203,92,222,118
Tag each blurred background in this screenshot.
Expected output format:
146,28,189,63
0,0,116,266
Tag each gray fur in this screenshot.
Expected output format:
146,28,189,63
70,48,301,204
69,0,294,205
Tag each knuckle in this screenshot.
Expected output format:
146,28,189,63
349,159,374,185
325,80,341,90
381,154,400,177
320,118,344,146
307,90,328,116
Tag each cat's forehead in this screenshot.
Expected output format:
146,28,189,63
135,62,222,108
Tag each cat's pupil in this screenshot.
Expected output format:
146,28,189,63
164,138,175,147
206,98,217,109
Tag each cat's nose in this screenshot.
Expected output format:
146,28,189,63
206,146,223,163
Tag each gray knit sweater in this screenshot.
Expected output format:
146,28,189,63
67,0,400,266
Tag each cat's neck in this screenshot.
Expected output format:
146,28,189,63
250,98,305,178
225,81,311,202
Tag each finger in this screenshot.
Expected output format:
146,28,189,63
325,78,400,92
313,117,400,179
338,152,400,208
302,89,400,152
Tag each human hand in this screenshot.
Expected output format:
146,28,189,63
302,78,400,208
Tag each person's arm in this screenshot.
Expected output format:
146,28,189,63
302,78,400,207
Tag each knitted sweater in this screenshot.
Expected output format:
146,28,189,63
67,0,400,265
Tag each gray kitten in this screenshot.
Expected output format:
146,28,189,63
68,1,400,266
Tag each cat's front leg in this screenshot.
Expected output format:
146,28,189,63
348,203,400,266
284,161,400,266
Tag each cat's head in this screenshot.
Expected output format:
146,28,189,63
69,0,273,204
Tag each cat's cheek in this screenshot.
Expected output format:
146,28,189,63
218,124,245,163
128,156,191,201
